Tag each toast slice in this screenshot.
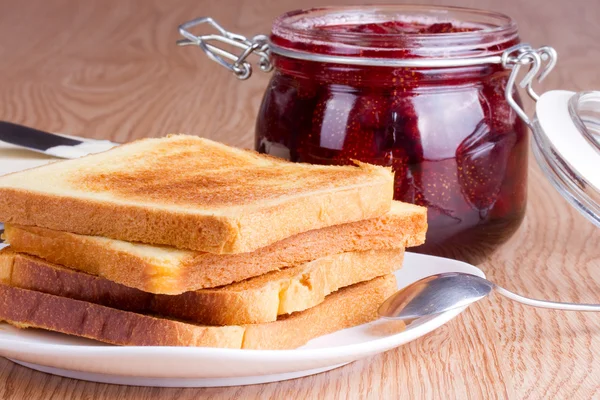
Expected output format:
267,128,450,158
3,201,426,294
0,275,399,349
0,135,394,254
0,248,402,325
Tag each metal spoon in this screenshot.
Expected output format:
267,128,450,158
378,272,600,321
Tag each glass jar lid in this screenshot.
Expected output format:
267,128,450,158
532,90,600,227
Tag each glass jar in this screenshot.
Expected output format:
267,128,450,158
178,6,556,264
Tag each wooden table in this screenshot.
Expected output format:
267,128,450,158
0,0,599,398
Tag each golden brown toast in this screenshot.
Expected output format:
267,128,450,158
0,248,402,325
4,201,426,294
0,274,398,349
0,135,394,254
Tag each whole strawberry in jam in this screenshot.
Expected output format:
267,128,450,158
346,22,396,35
421,22,453,34
479,76,518,133
255,73,318,161
335,93,391,162
456,123,517,214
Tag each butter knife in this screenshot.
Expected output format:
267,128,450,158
0,121,118,159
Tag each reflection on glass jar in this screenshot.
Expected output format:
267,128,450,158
256,6,528,263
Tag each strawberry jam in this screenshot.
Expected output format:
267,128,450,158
256,6,526,263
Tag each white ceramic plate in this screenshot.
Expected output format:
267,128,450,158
0,253,484,387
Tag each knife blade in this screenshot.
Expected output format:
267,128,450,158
0,121,83,150
0,121,118,159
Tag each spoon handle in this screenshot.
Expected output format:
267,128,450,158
495,286,600,311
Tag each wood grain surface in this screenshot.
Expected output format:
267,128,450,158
0,0,599,398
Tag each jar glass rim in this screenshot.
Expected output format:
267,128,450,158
271,5,519,59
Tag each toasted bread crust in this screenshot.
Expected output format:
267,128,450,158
0,249,402,325
0,275,399,349
4,201,426,294
242,275,400,350
1,251,154,312
0,136,395,254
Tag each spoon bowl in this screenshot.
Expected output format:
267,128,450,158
378,272,494,321
379,271,600,321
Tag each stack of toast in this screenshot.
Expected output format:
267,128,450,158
0,135,427,349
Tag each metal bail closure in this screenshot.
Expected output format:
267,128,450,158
177,17,273,80
502,44,558,127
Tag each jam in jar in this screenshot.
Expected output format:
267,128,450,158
255,6,528,263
